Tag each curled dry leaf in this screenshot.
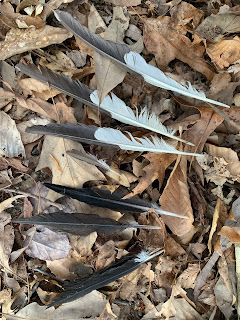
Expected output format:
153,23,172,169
0,111,25,158
0,25,71,60
143,16,214,80
170,1,204,29
159,156,194,236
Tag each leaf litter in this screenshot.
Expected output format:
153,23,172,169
1,0,240,319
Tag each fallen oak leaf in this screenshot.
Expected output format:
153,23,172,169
127,153,177,197
159,155,194,236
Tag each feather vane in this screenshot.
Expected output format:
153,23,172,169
94,127,201,156
67,150,121,177
90,91,193,145
124,52,229,108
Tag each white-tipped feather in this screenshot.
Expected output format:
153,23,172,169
94,127,202,157
124,52,229,108
90,91,194,146
134,249,164,263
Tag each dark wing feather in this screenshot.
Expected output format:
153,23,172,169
16,63,111,116
16,63,96,108
44,183,153,214
25,123,116,148
54,10,135,74
13,212,127,235
49,254,139,306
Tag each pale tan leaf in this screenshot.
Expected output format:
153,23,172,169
17,117,51,144
0,111,25,158
160,156,194,236
0,212,15,272
0,26,71,60
92,6,129,101
36,136,105,201
105,0,141,5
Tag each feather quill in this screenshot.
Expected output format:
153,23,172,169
67,150,122,177
13,212,161,235
49,248,164,306
44,183,188,219
90,91,193,145
54,10,229,108
26,123,201,156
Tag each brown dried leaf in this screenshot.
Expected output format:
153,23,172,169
0,88,15,109
0,212,15,272
95,240,117,270
207,36,240,69
170,1,204,29
0,26,71,60
36,136,105,202
177,264,200,289
105,0,141,5
129,153,177,197
210,72,231,94
160,156,194,236
144,17,214,80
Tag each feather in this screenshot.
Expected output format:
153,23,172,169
124,52,229,108
17,63,191,145
94,127,201,156
26,123,114,148
13,212,161,235
26,123,201,156
48,248,164,306
67,150,122,177
44,183,188,219
54,10,229,108
90,91,193,145
15,63,102,112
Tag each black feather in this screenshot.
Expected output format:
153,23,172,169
48,249,163,306
13,212,161,235
44,183,156,213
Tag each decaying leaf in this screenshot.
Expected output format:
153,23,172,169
0,25,71,60
143,16,214,80
0,111,25,158
160,155,194,236
24,226,71,261
207,36,240,69
196,13,240,41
